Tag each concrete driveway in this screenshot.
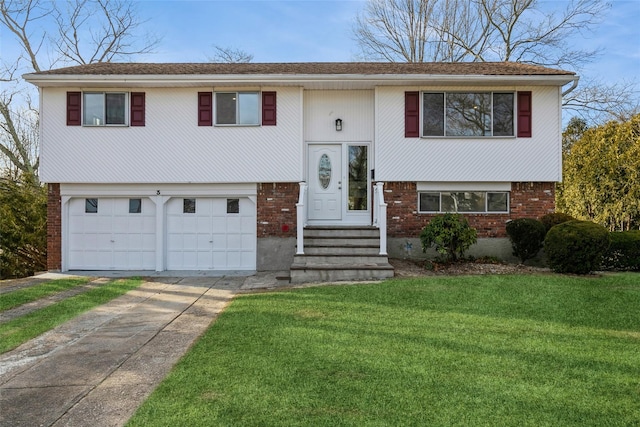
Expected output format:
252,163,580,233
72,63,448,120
0,272,285,427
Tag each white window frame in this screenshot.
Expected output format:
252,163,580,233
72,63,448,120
418,191,510,214
82,92,128,126
422,91,515,138
214,91,260,126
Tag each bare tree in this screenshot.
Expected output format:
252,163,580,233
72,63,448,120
0,0,159,175
208,45,254,63
353,0,637,122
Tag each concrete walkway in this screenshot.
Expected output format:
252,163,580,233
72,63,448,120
0,272,287,427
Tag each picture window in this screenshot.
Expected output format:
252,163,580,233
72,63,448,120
422,92,514,137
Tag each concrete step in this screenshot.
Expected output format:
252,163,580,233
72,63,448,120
293,254,388,265
304,227,380,238
305,237,380,247
290,263,395,284
304,245,380,255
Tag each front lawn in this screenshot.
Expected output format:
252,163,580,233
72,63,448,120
128,273,640,426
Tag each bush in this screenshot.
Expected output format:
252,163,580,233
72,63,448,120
544,220,610,274
0,174,47,279
601,230,640,271
506,218,546,263
420,213,477,262
540,212,575,234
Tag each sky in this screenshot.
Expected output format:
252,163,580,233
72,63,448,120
0,0,638,98
134,0,640,84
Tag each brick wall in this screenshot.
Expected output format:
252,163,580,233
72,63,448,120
47,183,62,271
384,181,555,238
256,182,299,237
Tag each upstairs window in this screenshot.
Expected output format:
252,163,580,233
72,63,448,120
83,92,127,126
423,92,514,137
215,92,259,125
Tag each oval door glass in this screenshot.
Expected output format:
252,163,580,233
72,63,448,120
318,154,331,190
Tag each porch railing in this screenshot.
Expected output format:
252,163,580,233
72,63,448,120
373,182,388,255
296,182,308,255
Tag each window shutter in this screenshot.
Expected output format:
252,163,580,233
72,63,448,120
262,91,277,126
130,92,145,126
405,91,420,137
517,91,532,138
67,92,81,126
198,92,213,126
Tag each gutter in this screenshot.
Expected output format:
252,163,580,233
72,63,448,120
562,77,580,96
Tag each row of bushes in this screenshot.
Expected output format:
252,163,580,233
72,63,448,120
419,212,639,275
506,213,640,274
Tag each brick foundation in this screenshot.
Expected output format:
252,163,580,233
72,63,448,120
384,181,555,238
256,182,299,238
47,183,62,271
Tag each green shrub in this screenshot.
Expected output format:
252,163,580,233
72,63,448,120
420,214,477,262
0,174,47,279
544,220,610,274
540,212,575,234
506,218,546,263
601,230,640,271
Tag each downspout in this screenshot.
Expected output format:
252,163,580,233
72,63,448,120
562,77,580,97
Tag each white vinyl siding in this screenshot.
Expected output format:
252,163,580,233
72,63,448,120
376,86,562,182
39,87,302,183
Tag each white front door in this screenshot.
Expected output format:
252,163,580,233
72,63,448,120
308,144,342,220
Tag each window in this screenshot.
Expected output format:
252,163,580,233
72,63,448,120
85,198,98,213
419,191,509,213
227,198,239,214
422,92,514,137
215,92,259,125
129,198,142,214
83,92,127,126
183,198,196,213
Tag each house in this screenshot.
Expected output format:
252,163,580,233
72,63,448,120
24,62,577,281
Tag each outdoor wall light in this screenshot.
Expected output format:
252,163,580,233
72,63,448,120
335,118,343,131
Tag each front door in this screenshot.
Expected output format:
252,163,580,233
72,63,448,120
308,144,342,220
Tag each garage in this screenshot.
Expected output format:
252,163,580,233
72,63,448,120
165,197,256,270
67,197,156,270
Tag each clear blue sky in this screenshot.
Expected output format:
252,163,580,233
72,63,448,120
137,0,640,85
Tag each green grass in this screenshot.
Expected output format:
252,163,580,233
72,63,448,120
128,273,640,427
0,278,91,312
0,277,144,354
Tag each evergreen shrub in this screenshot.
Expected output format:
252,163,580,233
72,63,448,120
420,213,477,262
544,220,610,274
540,212,575,234
506,218,546,262
601,230,640,271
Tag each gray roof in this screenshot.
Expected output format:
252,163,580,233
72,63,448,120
31,62,574,77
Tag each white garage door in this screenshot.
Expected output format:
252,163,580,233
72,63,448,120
68,198,156,270
166,197,256,270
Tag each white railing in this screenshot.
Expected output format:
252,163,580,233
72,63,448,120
296,182,308,255
373,182,388,255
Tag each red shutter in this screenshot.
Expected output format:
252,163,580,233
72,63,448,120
405,91,420,137
67,92,81,126
517,91,532,138
130,92,145,126
262,91,277,126
198,92,213,126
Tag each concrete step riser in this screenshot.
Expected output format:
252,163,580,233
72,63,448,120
290,268,394,284
294,255,388,265
305,238,380,246
304,247,381,255
304,229,380,238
